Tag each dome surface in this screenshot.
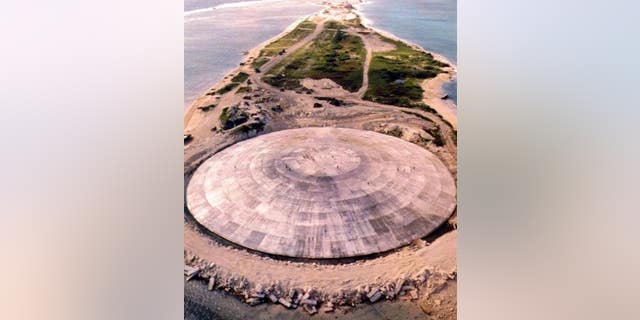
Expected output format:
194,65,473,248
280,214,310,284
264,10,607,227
186,127,456,258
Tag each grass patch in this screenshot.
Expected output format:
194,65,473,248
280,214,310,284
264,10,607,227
264,21,366,92
364,34,448,107
251,19,318,69
216,72,249,95
235,86,253,94
219,106,249,130
219,107,230,124
251,57,269,69
262,75,302,90
260,20,316,57
216,82,240,95
231,72,249,83
251,20,316,68
197,103,216,111
324,21,343,30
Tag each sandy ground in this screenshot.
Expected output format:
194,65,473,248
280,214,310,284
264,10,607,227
301,78,351,96
422,69,458,129
184,1,458,318
186,225,456,294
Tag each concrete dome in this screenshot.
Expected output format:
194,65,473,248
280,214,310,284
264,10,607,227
186,127,456,258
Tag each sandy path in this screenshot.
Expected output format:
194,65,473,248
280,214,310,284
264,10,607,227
342,97,457,156
355,32,372,98
254,19,325,76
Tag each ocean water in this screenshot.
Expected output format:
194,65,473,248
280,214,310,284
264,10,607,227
184,0,457,108
184,0,320,108
360,0,457,103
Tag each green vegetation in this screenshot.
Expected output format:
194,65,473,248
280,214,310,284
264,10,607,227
216,72,250,95
264,21,366,92
216,82,240,95
219,107,230,124
325,17,364,29
262,74,302,90
231,72,249,83
263,20,316,56
251,20,317,69
324,21,343,30
364,35,448,107
424,126,445,147
219,106,249,130
235,86,253,94
197,103,216,112
251,57,269,69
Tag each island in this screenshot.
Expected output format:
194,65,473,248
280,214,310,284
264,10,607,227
184,1,457,319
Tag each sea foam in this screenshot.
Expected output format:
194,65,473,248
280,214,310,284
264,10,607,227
184,0,286,16
216,0,281,9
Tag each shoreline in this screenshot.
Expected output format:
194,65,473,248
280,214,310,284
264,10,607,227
183,14,312,127
355,4,458,128
185,1,457,129
363,24,458,128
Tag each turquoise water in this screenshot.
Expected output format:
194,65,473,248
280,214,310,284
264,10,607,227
360,0,457,103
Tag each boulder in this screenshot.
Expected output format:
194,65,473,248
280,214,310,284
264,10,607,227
394,279,405,296
303,304,318,315
301,298,317,306
250,292,265,299
278,297,293,308
321,302,335,313
184,266,200,281
366,287,380,300
246,298,263,306
368,291,382,303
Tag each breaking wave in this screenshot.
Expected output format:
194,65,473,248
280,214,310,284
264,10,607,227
184,0,285,16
